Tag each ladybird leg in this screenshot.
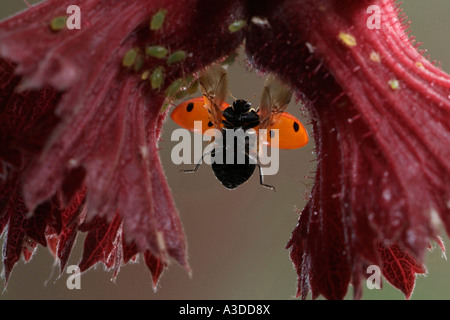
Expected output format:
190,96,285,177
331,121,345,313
257,164,276,192
180,157,203,173
180,145,215,173
246,153,276,192
180,152,206,173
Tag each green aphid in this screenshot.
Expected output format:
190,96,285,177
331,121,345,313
141,70,150,80
174,76,197,99
222,52,238,66
50,16,67,31
388,79,400,90
146,45,168,59
151,66,165,89
133,54,145,71
175,89,190,100
184,75,195,85
228,20,246,33
183,75,195,90
160,101,170,113
122,48,138,67
167,50,187,65
165,78,184,97
187,80,199,95
150,9,167,31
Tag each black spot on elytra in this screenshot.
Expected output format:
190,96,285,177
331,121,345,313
293,122,300,132
208,121,213,127
186,103,194,112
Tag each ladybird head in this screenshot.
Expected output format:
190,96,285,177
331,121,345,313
223,99,259,130
231,99,253,113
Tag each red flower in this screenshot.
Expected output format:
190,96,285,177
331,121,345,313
246,0,450,299
0,0,246,287
1,0,449,299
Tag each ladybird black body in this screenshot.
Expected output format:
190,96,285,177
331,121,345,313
211,99,259,189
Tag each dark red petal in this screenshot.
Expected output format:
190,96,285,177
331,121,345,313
247,0,450,299
122,240,139,264
46,234,58,257
144,251,166,289
378,243,426,299
22,241,37,263
78,214,122,273
56,188,86,272
1,0,246,283
2,189,27,284
433,236,446,254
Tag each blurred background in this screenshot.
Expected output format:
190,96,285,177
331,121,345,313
1,0,449,300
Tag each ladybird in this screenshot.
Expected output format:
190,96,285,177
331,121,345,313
170,64,309,190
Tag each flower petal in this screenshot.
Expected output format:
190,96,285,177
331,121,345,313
247,0,450,299
1,0,246,283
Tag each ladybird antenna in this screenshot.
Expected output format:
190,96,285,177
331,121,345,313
247,94,257,103
228,90,237,101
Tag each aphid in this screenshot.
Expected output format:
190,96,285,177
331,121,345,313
228,20,247,33
170,65,309,190
50,16,67,32
146,45,168,59
150,9,167,31
167,50,187,65
151,66,165,89
122,48,138,67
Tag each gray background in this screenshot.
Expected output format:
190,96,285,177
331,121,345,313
1,0,450,300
